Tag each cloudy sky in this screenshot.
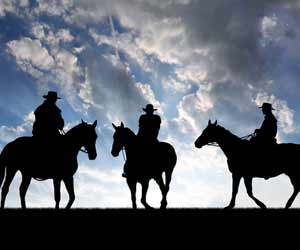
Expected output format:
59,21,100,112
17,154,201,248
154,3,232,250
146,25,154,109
1,0,300,208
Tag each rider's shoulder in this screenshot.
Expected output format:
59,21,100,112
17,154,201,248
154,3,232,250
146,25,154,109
268,113,277,122
54,105,62,113
153,114,161,121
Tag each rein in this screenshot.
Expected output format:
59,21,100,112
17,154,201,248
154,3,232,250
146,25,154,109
80,148,88,154
207,133,254,147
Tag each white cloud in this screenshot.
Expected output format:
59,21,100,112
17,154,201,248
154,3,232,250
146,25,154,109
261,15,278,40
0,111,34,143
34,0,73,17
56,29,74,43
175,64,208,84
7,34,87,112
0,0,15,16
162,78,191,93
255,92,295,134
135,82,163,115
89,28,154,72
7,38,55,71
0,0,30,17
31,23,74,47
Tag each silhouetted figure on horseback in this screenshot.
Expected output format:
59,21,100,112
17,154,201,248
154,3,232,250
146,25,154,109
137,104,161,144
250,102,277,146
112,121,177,209
32,91,64,141
122,104,161,178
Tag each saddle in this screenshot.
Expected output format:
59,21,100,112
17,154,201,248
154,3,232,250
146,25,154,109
29,135,67,179
124,139,161,177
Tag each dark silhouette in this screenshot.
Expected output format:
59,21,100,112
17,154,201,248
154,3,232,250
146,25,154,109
32,91,64,138
137,104,161,144
111,122,177,209
195,120,300,209
250,102,277,145
122,104,161,178
0,120,98,209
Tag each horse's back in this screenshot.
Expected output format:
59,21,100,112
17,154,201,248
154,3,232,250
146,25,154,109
230,142,300,177
1,136,32,157
1,136,76,179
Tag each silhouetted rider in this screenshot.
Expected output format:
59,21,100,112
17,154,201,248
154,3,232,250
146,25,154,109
137,104,161,144
32,91,64,138
251,102,277,145
122,104,161,178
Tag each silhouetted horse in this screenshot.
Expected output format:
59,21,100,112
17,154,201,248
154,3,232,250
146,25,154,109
0,120,98,209
195,120,300,209
111,122,177,209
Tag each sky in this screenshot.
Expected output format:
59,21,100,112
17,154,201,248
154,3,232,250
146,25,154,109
1,0,300,208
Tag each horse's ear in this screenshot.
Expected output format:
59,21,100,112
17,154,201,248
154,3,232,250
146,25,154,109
112,123,117,130
214,120,218,126
121,122,124,128
93,120,97,128
208,120,211,125
81,119,85,124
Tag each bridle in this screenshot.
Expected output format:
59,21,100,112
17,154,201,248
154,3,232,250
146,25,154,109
61,129,89,154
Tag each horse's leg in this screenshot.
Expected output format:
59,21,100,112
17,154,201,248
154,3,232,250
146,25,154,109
1,168,17,209
53,178,61,209
141,180,153,209
165,170,173,195
64,177,75,209
244,177,267,209
19,174,32,209
285,178,300,209
127,178,137,209
155,175,167,209
224,173,241,209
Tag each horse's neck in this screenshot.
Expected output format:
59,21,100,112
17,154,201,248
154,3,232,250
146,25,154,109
216,127,240,159
124,128,137,157
65,127,84,154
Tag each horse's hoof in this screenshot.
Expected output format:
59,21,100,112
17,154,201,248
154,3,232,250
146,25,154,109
145,205,154,210
160,202,167,210
224,205,234,210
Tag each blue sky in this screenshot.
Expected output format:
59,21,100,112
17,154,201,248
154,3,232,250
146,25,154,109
1,0,300,208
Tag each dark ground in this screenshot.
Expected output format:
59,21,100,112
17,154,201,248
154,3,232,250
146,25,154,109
0,208,297,245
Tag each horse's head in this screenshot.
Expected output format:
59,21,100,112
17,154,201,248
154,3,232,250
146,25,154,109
195,120,219,148
111,122,132,157
111,122,136,157
78,120,98,160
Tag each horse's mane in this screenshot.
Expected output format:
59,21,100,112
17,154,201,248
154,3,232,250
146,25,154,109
216,125,241,143
124,127,137,139
65,123,86,137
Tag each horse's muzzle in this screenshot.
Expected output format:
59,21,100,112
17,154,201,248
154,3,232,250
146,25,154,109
111,150,119,157
89,153,97,160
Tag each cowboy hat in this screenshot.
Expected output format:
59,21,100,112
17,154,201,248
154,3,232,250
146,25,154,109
43,91,61,100
143,104,157,112
259,102,275,110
